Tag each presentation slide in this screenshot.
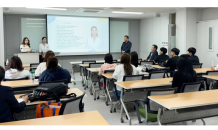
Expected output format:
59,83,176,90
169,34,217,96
47,15,109,55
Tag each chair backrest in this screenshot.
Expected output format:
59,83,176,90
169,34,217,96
180,82,202,93
4,77,29,81
59,92,85,115
123,75,144,81
82,60,96,64
206,71,218,86
104,70,115,73
147,88,177,114
89,63,104,68
192,63,203,68
30,63,39,67
39,79,68,85
140,61,154,65
148,71,166,79
113,60,117,62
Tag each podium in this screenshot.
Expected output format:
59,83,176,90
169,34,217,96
17,53,40,64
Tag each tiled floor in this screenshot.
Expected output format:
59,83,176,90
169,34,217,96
69,72,218,125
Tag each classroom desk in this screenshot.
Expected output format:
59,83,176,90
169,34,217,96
202,75,218,80
2,80,38,88
0,110,109,125
15,88,86,106
23,64,30,67
24,67,37,70
152,65,167,69
194,68,211,74
148,90,218,125
115,78,172,125
69,60,104,85
117,58,146,62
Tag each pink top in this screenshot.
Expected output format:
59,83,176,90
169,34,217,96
98,63,117,75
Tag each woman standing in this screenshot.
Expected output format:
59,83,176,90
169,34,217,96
86,26,102,52
39,37,50,62
20,37,32,52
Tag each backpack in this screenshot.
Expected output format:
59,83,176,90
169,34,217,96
29,80,76,102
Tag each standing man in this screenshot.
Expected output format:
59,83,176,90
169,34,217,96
146,44,158,61
121,35,132,55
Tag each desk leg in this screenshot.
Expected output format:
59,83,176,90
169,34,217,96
120,89,131,125
105,79,112,109
157,108,162,125
72,64,76,85
89,72,93,95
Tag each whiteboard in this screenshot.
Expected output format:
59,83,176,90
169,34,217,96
110,21,129,53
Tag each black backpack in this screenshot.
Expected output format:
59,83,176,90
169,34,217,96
29,80,76,102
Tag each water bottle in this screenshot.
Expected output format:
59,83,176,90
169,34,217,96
30,70,35,83
6,59,8,66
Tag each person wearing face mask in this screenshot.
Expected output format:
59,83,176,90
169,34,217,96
20,37,32,53
86,26,102,52
39,37,50,62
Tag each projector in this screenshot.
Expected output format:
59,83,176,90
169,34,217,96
3,7,10,12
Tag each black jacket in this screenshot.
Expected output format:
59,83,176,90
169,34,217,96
147,51,158,61
164,56,179,73
121,41,132,54
155,54,169,64
0,85,26,123
189,55,200,64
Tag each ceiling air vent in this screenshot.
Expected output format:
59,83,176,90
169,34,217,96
76,8,105,13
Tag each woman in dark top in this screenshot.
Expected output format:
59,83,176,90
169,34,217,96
0,66,29,123
38,56,71,83
130,51,138,67
172,54,197,93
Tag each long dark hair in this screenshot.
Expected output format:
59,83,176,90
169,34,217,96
177,54,196,83
43,50,55,62
46,56,59,71
120,53,133,75
22,37,30,47
5,56,24,71
130,51,138,67
104,53,113,64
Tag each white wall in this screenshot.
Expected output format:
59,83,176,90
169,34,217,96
201,8,218,21
197,20,218,68
139,14,169,58
0,7,4,66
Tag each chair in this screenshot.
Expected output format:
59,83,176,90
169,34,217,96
140,61,154,65
180,81,205,125
81,60,96,89
138,58,142,63
30,63,39,71
88,63,104,99
148,71,166,79
192,63,203,68
14,104,37,121
205,71,218,90
4,76,29,81
59,92,85,115
113,61,120,65
135,88,177,124
113,60,117,62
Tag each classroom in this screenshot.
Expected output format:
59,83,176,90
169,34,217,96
1,1,218,128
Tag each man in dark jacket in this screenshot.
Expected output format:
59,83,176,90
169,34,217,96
146,44,158,61
0,66,28,123
39,56,71,83
121,35,132,55
155,47,169,64
187,47,200,64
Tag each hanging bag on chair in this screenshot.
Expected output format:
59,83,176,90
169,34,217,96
36,101,62,118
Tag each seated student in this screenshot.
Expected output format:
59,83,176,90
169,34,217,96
164,48,180,77
130,51,139,67
187,47,200,64
38,56,71,83
112,53,137,100
146,44,158,61
35,50,61,77
5,56,30,79
0,66,29,123
172,55,197,93
154,47,169,64
98,53,117,75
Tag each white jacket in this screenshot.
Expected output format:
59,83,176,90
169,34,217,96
113,64,137,91
20,44,31,52
5,68,30,79
35,62,61,76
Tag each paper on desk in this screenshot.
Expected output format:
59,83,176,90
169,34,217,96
17,99,23,103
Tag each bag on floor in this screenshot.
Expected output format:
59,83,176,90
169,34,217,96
36,101,62,118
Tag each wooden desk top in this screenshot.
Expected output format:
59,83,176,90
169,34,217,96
152,65,167,69
118,58,146,62
15,88,86,105
102,73,113,79
194,68,211,74
23,64,30,67
70,60,105,65
24,67,37,70
86,68,100,72
2,80,38,88
148,90,218,110
115,78,172,89
0,110,108,125
203,75,218,80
